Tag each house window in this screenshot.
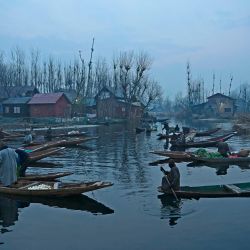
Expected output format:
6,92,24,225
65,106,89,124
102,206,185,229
14,107,21,113
5,107,9,113
224,108,231,113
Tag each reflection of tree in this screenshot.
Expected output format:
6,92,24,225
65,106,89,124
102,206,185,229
0,196,29,233
158,194,182,227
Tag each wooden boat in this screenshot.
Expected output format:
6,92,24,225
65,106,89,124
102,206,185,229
158,182,250,198
27,147,65,163
23,137,98,152
171,132,236,148
150,151,193,161
1,181,113,197
190,155,250,164
45,131,87,139
18,172,73,181
136,127,145,133
195,128,221,137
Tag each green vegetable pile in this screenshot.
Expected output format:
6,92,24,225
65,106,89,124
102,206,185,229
194,148,223,158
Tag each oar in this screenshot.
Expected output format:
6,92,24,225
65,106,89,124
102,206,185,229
160,167,179,201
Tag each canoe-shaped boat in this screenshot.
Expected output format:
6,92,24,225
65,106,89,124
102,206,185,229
190,155,250,164
1,181,113,197
23,137,97,152
171,132,236,148
27,147,65,163
195,128,221,137
136,127,146,133
45,131,87,139
18,172,73,181
158,182,250,198
150,151,193,161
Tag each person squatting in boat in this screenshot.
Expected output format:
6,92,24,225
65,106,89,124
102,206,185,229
160,159,180,192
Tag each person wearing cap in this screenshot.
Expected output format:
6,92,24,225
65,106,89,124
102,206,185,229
160,159,180,192
0,141,18,186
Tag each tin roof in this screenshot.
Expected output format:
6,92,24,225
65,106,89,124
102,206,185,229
207,93,235,100
28,92,71,104
2,97,31,104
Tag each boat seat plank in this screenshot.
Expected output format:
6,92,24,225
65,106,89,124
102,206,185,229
223,184,243,194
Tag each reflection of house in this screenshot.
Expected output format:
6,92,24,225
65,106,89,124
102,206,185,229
2,97,31,117
0,86,39,114
95,87,143,119
192,93,235,118
28,93,72,118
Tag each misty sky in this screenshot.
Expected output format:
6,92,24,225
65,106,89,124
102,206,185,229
0,0,249,97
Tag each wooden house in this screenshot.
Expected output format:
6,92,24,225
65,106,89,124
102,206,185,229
95,87,143,119
2,97,31,117
191,93,236,118
28,93,72,118
0,86,39,114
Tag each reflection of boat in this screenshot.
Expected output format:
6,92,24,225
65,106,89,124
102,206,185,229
4,194,114,215
158,182,250,198
0,181,113,197
190,155,250,164
171,132,236,149
158,194,182,226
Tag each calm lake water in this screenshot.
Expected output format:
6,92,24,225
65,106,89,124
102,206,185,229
1,120,250,250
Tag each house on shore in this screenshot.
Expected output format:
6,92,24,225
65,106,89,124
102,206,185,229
2,97,31,117
191,93,236,118
0,86,39,114
28,93,72,118
95,87,143,120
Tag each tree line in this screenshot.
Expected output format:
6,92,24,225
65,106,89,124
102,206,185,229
0,44,162,109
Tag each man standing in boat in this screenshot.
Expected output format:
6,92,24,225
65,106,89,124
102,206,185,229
0,141,18,186
160,159,180,192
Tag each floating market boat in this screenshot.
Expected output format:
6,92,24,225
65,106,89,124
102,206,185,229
18,172,73,181
45,131,87,139
0,181,113,197
158,182,250,198
23,137,97,152
195,128,221,137
150,151,193,161
171,132,236,148
136,127,146,133
27,147,65,163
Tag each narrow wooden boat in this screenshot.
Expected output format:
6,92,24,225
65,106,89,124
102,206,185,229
150,151,193,161
1,181,113,197
45,131,87,139
27,147,65,163
195,128,221,137
158,182,250,198
18,172,73,181
136,127,145,133
171,132,236,148
23,137,98,152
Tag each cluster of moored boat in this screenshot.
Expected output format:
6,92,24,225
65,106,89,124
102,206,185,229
0,128,113,198
151,127,250,198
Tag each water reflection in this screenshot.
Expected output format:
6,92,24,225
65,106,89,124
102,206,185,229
0,194,114,235
0,196,29,234
187,161,250,175
158,194,182,226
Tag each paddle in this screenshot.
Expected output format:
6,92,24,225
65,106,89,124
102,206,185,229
160,167,179,201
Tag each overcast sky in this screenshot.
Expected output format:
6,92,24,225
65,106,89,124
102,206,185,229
0,0,249,97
